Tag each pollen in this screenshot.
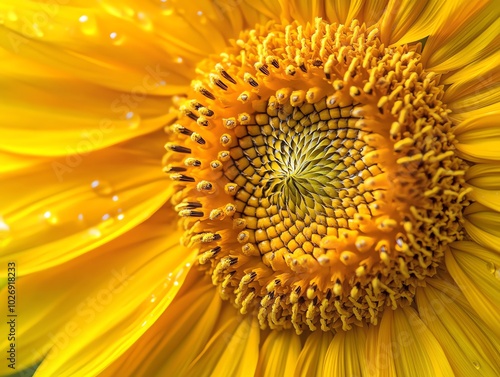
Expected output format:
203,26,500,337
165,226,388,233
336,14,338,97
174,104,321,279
164,19,470,333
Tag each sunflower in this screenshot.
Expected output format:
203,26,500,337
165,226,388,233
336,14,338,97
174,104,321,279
1,0,499,376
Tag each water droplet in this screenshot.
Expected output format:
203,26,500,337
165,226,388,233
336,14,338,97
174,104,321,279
472,361,481,370
176,56,184,64
102,213,110,221
117,214,125,221
197,10,203,16
136,12,153,31
150,295,156,303
79,14,97,36
109,31,125,45
0,216,11,246
91,180,113,196
174,281,179,286
78,214,84,221
126,112,141,129
88,228,102,238
112,195,119,202
43,211,58,225
486,261,495,273
141,320,148,327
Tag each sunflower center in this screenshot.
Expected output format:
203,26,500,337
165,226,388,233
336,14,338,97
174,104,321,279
164,19,470,333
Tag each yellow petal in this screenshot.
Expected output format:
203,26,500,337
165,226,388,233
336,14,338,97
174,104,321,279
99,280,220,377
443,50,500,99
454,111,500,163
188,313,260,377
0,77,175,156
278,0,324,24
237,0,281,26
0,131,169,275
365,312,397,377
323,326,369,377
448,78,500,114
392,307,454,376
447,241,500,337
0,211,195,375
0,150,48,174
450,103,500,124
464,203,500,253
0,1,192,93
325,0,364,25
360,0,388,27
417,279,500,376
294,331,333,377
422,0,499,72
256,330,302,377
465,164,500,211
379,0,447,46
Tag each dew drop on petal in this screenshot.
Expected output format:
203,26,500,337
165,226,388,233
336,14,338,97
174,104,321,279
43,211,58,225
88,228,102,238
150,295,156,303
112,195,119,202
159,0,174,16
109,31,125,45
126,112,141,129
79,14,97,36
136,11,153,31
0,216,11,246
91,180,114,196
472,361,481,370
486,261,496,274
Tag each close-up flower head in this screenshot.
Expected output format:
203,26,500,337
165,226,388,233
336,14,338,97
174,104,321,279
1,0,499,376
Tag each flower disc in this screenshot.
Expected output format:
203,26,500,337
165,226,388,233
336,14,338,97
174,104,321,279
164,19,470,333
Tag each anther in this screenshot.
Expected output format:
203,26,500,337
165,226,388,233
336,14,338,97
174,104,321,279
178,210,204,217
184,158,201,167
165,143,191,154
190,132,206,145
215,64,237,84
179,106,198,121
193,81,216,100
198,107,214,117
209,74,228,90
244,73,259,87
197,180,215,193
175,202,202,212
169,173,195,182
163,165,186,173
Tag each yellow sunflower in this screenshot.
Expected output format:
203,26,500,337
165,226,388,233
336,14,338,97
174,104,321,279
1,0,499,376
